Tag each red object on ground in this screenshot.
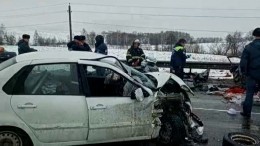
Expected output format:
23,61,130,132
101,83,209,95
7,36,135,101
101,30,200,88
225,87,246,94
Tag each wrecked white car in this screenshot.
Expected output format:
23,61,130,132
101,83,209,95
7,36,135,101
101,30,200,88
0,52,204,146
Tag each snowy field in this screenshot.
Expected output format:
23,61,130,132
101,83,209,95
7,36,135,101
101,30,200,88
3,45,240,63
2,45,236,79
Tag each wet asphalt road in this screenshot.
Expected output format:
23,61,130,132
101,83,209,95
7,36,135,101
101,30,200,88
192,92,260,146
85,92,260,146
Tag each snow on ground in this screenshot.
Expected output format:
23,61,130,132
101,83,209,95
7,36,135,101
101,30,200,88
2,45,236,79
3,45,240,63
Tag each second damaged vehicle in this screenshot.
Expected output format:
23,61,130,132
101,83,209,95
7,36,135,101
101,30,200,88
0,52,206,146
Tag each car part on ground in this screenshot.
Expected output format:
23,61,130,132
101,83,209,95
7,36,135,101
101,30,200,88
222,132,260,146
227,56,246,87
183,69,210,89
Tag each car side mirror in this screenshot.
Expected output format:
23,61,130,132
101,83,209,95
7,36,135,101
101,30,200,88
131,88,144,102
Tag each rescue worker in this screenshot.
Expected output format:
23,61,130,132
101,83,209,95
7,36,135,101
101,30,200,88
95,35,108,55
240,28,260,118
126,39,145,67
170,39,190,80
18,34,37,55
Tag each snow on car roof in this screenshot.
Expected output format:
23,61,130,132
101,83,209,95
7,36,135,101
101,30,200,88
15,51,105,62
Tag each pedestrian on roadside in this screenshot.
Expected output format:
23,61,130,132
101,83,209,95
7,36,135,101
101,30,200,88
240,27,260,118
170,38,190,80
18,34,37,55
95,35,108,55
126,39,145,67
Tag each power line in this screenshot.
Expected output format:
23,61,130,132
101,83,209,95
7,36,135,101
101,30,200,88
72,3,260,11
73,10,260,19
0,3,66,12
0,10,66,18
5,21,68,28
73,21,247,33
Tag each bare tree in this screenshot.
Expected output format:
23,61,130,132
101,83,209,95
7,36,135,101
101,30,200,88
225,31,247,56
0,24,6,45
33,30,39,46
87,31,96,47
186,43,205,54
208,43,227,55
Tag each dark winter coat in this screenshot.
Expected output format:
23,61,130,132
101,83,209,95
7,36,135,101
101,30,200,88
0,51,17,63
18,40,37,55
67,41,92,52
126,47,145,66
95,41,108,55
240,39,260,80
170,44,187,69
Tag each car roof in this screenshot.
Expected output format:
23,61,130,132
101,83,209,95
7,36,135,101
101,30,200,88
15,51,105,63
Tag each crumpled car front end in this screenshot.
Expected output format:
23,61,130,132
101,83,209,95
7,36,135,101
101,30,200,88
146,72,207,145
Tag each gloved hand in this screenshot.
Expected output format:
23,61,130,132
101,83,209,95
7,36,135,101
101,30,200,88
186,54,191,58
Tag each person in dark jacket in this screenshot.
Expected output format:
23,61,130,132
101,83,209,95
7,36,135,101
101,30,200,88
79,35,92,52
240,28,260,118
68,35,92,52
126,39,145,67
67,35,80,51
18,34,37,55
95,35,108,55
170,39,190,79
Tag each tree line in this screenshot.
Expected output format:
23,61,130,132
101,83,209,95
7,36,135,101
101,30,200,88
0,23,255,56
0,24,16,45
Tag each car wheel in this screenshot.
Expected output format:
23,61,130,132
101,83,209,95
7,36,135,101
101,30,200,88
0,131,23,146
158,115,186,145
222,132,260,146
0,130,32,146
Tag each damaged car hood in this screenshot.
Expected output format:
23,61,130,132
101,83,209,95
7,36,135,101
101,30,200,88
146,72,194,95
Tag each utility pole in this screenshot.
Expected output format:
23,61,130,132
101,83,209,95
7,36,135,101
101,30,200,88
68,3,72,41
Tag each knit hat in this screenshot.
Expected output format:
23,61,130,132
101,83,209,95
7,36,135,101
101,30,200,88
79,35,86,41
134,39,140,43
74,35,81,40
22,34,30,39
253,28,260,37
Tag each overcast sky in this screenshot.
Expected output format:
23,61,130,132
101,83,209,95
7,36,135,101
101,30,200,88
0,0,259,39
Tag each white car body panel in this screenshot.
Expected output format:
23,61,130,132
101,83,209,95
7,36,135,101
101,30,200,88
86,97,154,142
146,72,194,94
11,95,89,143
0,52,162,146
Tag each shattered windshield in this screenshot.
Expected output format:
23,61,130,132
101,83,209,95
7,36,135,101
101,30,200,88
101,58,156,90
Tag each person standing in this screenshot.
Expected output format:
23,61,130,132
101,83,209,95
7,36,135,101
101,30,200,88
95,35,108,55
18,34,37,55
170,39,190,80
67,35,81,51
240,28,260,118
79,35,92,52
126,39,145,67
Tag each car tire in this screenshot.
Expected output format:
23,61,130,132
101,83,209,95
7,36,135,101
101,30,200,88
158,115,186,145
0,129,32,146
222,132,260,146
